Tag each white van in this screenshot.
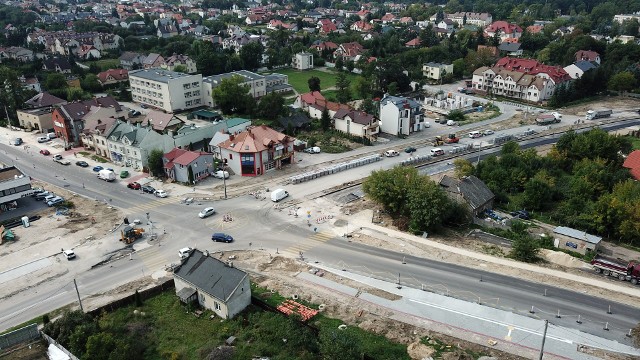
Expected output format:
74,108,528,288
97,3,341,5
384,150,400,157
97,169,116,182
178,247,193,259
271,188,289,202
468,131,481,138
430,148,444,156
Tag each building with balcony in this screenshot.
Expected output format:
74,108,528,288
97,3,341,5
129,69,203,113
379,95,425,136
0,167,35,206
422,62,454,80
292,52,314,70
332,109,379,141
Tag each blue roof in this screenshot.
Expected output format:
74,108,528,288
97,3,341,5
225,118,251,127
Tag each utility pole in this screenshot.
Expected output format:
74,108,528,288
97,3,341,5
217,147,227,199
538,320,549,360
74,279,83,312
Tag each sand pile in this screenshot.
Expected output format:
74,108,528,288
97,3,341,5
540,249,586,268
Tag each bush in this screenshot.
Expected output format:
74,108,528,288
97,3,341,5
447,109,465,122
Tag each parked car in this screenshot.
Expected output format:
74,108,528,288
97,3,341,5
404,147,417,153
178,247,193,259
13,138,22,146
46,133,57,140
142,185,155,194
127,182,141,190
47,196,64,207
140,104,148,109
31,188,45,197
482,129,495,136
304,146,321,154
198,207,216,218
213,170,229,179
430,148,445,156
92,166,104,172
39,149,50,156
75,161,89,167
211,232,233,243
52,154,70,165
37,136,50,143
384,150,400,157
62,249,76,260
154,189,168,198
34,191,52,200
510,210,530,220
120,170,129,178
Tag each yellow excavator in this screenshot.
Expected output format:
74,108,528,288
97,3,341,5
121,226,144,244
432,136,444,146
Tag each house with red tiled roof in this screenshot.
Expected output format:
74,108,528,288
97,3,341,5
471,57,571,102
623,150,640,180
97,69,129,86
399,17,414,25
356,9,370,20
485,21,523,41
380,13,396,24
405,38,421,48
217,125,295,176
163,148,214,183
575,50,601,65
350,20,373,32
333,42,365,61
308,99,352,119
294,91,325,110
526,25,544,34
77,45,101,60
310,40,338,52
318,19,337,34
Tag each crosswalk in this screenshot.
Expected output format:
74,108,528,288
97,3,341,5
282,231,335,257
123,197,181,215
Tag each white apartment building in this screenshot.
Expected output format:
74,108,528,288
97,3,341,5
202,70,266,107
292,52,314,70
129,69,203,113
422,62,454,80
613,13,640,24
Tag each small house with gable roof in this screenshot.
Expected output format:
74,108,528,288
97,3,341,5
174,249,251,319
438,175,495,216
163,148,213,183
552,226,601,255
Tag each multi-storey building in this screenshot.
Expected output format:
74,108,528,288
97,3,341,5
292,52,314,70
0,167,35,206
422,62,454,80
129,69,203,113
379,95,426,136
202,70,266,107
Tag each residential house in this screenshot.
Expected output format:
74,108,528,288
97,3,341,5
405,38,421,48
162,53,197,74
351,20,373,32
97,69,129,86
498,42,523,56
216,125,295,176
157,23,179,38
264,73,293,94
623,150,640,180
163,148,213,183
333,42,364,61
294,91,325,110
129,69,203,113
614,13,640,24
477,45,500,57
26,30,121,57
563,60,598,79
552,226,601,255
203,70,289,106
81,117,118,157
105,120,158,169
245,14,265,25
142,110,185,134
485,21,522,42
438,175,495,217
42,57,72,73
422,62,454,80
378,95,426,136
76,45,101,60
52,96,127,147
18,92,67,132
174,249,251,319
318,19,338,34
308,100,351,120
278,110,312,134
380,13,396,24
143,53,165,69
437,19,455,32
0,46,34,62
119,51,145,70
575,50,601,65
20,76,41,93
0,166,37,206
292,52,314,70
309,40,338,53
332,109,379,140
471,57,571,102
399,17,414,25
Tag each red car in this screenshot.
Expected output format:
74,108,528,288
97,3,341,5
39,149,50,155
127,182,141,190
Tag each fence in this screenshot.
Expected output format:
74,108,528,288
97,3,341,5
87,279,175,317
41,331,79,360
0,323,39,350
289,154,382,184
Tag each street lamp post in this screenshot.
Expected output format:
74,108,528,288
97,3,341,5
216,147,227,199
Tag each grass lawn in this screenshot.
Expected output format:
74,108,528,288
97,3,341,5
624,136,640,150
83,58,120,71
267,68,359,94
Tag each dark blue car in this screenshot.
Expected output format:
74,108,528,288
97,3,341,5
211,233,233,243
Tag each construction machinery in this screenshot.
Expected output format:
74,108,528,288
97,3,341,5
432,136,444,146
121,225,144,244
445,133,459,144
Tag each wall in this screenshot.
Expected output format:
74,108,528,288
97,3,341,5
17,109,52,133
379,103,400,135
0,323,40,350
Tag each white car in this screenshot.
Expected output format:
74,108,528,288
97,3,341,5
47,196,64,207
63,249,76,260
178,247,193,259
37,136,50,143
384,150,400,157
482,129,495,136
154,189,168,198
198,207,216,218
213,170,229,179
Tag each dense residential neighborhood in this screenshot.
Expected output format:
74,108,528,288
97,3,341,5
2,0,640,359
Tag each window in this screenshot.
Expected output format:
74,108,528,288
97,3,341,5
214,301,221,310
183,83,191,90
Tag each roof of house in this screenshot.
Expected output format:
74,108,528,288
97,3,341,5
173,249,248,302
623,150,640,180
380,95,420,110
166,149,212,166
143,110,182,132
486,21,522,34
83,116,117,136
337,42,364,57
218,125,291,153
439,175,495,210
119,51,143,62
24,92,66,108
494,57,571,84
333,109,375,125
58,96,122,121
164,147,187,162
129,68,197,83
97,69,128,83
278,111,312,128
553,226,602,245
405,38,421,47
575,50,599,62
573,60,597,72
498,42,521,52
42,57,72,70
164,53,192,66
299,91,325,105
225,117,251,128
143,53,163,66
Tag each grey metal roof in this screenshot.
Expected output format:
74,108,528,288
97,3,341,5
553,226,602,245
173,249,248,302
129,68,197,83
574,60,597,72
498,42,521,52
439,175,495,210
380,95,420,110
203,70,264,85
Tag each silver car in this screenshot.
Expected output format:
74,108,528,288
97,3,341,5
198,207,216,218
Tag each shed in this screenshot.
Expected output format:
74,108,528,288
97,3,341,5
439,175,495,216
552,226,601,255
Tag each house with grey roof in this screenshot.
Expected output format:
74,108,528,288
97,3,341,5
552,226,601,255
498,42,523,56
119,51,145,70
563,60,598,80
105,121,162,169
163,148,214,183
174,249,251,319
439,175,495,216
333,109,379,140
379,95,426,136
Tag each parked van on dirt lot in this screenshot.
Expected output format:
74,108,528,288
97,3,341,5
271,188,289,202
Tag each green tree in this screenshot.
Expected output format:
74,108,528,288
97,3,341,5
335,56,344,71
510,235,541,263
453,158,474,178
363,167,421,215
406,179,452,233
84,332,130,360
320,107,331,131
147,149,164,177
172,64,188,73
447,109,465,122
239,41,264,71
0,66,30,126
211,75,255,115
81,74,102,92
308,76,321,92
335,72,351,103
608,71,636,93
353,76,371,99
45,73,68,90
257,92,285,120
387,82,398,95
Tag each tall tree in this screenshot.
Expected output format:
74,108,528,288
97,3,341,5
211,75,255,115
257,92,286,120
0,66,29,126
308,76,321,92
239,41,264,71
320,107,331,131
147,149,164,177
608,71,636,93
335,73,351,103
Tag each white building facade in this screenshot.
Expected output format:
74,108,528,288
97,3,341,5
129,69,203,113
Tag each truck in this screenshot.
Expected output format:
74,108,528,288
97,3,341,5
52,154,70,165
120,225,144,244
585,109,612,120
535,112,562,125
590,256,640,284
97,169,116,182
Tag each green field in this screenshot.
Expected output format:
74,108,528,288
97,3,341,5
624,136,640,150
83,58,120,71
267,68,359,94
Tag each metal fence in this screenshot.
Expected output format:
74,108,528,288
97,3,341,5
0,323,39,350
41,332,79,360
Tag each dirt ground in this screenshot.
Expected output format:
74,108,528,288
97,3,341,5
561,98,640,116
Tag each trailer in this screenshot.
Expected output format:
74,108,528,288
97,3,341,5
585,109,612,120
536,112,562,125
590,256,640,284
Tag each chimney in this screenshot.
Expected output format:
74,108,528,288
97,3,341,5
229,134,235,141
